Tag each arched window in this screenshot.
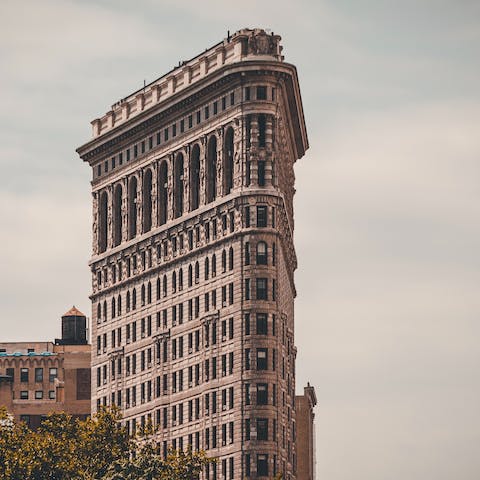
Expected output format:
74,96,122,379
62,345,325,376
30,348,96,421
190,144,200,211
158,161,168,225
188,264,193,287
256,241,267,265
143,169,153,233
206,135,217,203
178,269,183,290
163,275,167,297
172,271,177,293
113,184,123,247
141,284,146,306
212,254,216,277
126,291,131,311
111,297,116,319
128,176,138,240
156,278,161,300
194,261,199,283
222,249,227,273
147,281,152,303
229,246,234,270
204,257,209,280
117,294,122,315
132,288,137,310
224,127,234,194
98,191,108,253
174,153,184,218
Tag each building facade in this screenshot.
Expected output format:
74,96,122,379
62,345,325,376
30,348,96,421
77,28,308,479
296,384,317,480
0,307,91,429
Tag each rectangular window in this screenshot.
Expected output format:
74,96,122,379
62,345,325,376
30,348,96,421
245,86,251,101
257,418,268,440
257,383,268,405
256,313,268,335
257,86,267,100
257,348,268,370
20,391,29,400
188,115,193,128
245,348,250,370
141,141,145,154
256,278,268,300
257,206,267,227
35,390,43,400
126,149,131,161
164,128,169,141
257,455,268,477
244,313,250,335
172,123,177,137
134,145,138,158
245,206,251,227
230,91,235,105
180,119,185,133
222,96,226,110
49,390,55,400
196,110,201,124
258,161,266,186
6,368,14,381
35,368,43,382
148,136,153,149
244,278,251,301
213,101,218,115
20,368,29,383
119,152,123,165
205,106,209,119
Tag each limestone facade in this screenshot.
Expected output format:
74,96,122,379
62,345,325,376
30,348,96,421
77,28,308,479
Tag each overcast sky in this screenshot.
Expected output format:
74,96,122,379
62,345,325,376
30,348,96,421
1,0,479,479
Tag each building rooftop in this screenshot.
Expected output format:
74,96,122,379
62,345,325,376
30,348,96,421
63,306,86,317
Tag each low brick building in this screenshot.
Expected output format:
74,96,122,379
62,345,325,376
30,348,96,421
0,307,91,428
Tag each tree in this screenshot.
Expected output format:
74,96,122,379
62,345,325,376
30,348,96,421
0,406,213,480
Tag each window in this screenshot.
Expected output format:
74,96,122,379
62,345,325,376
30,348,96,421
256,313,268,335
257,383,268,405
258,114,266,147
35,390,43,400
245,86,251,101
257,418,268,440
258,160,266,186
49,390,55,400
6,368,14,381
257,454,269,476
257,206,267,227
256,242,267,265
244,278,251,300
20,391,29,400
256,348,268,370
244,242,250,265
257,86,267,100
35,367,43,383
245,206,251,227
244,313,250,335
20,368,29,383
49,368,58,383
256,278,268,300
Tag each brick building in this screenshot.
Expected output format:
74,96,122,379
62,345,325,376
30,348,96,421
0,307,91,429
77,28,309,479
296,384,317,480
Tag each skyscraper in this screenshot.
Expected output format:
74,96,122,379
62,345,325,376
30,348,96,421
77,28,308,479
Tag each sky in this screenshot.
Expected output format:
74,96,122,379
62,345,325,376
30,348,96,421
1,0,480,478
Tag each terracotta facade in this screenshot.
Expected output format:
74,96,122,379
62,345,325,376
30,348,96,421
77,28,308,479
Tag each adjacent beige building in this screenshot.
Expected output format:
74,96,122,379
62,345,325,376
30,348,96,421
77,28,309,479
0,307,91,429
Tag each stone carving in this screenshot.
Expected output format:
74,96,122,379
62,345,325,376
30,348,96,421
248,30,278,55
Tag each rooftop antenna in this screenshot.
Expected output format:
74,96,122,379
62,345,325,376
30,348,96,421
143,79,146,93
227,30,231,41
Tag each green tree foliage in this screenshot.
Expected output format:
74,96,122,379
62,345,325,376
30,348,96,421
0,406,213,480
